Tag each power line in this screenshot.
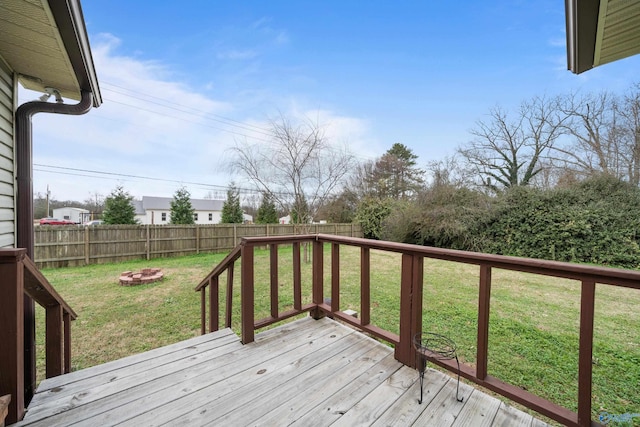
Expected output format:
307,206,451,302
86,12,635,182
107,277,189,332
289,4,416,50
34,163,294,197
98,81,377,162
104,98,274,143
102,81,273,135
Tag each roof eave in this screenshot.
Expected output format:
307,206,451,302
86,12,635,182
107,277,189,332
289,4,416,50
47,0,102,107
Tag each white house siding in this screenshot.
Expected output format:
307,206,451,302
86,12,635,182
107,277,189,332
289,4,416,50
0,56,15,248
135,210,223,225
133,197,227,225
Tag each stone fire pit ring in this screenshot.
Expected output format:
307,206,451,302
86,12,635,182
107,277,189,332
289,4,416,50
119,268,164,286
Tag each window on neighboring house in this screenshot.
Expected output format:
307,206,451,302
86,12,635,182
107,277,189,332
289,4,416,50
208,213,213,221
194,213,198,221
161,212,167,222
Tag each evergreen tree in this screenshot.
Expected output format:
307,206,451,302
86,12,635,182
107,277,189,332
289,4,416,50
102,186,137,224
290,193,310,224
366,143,425,200
170,187,195,224
220,184,244,223
256,192,278,224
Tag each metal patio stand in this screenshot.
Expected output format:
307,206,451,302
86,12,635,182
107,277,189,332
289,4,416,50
413,332,464,404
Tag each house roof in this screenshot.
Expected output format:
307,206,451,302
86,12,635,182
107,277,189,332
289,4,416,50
566,0,640,74
138,196,225,212
0,0,102,106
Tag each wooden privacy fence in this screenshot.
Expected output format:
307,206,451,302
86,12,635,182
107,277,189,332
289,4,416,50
34,223,361,268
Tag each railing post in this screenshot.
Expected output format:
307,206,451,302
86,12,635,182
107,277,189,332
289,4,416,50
397,253,422,368
578,280,596,427
360,247,371,326
241,244,255,344
476,265,491,380
311,240,325,319
0,248,26,424
45,305,64,378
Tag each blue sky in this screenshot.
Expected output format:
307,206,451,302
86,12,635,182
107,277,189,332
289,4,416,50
23,0,640,203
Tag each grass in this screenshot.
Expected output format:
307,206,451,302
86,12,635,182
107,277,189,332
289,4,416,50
35,245,640,426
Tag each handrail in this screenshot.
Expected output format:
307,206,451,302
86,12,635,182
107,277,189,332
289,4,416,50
23,255,77,319
0,248,76,425
195,245,241,291
196,234,640,427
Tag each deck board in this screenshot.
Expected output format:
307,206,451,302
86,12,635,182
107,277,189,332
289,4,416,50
17,317,551,427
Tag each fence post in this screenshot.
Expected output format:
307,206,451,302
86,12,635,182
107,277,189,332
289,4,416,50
0,249,26,425
146,225,150,261
196,226,200,255
84,227,89,265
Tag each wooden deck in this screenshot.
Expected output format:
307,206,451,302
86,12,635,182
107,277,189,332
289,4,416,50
16,317,550,426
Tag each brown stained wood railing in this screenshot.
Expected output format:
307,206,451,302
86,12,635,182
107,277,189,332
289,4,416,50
196,233,640,427
0,248,77,425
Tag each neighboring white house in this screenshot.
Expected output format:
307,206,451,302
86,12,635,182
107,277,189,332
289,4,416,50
52,207,90,224
132,196,253,225
279,215,291,224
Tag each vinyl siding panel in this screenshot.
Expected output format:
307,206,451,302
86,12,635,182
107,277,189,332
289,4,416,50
0,55,15,248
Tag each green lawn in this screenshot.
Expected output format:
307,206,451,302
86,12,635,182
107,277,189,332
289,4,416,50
36,245,640,425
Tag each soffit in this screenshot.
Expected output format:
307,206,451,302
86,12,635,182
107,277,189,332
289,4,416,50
566,0,640,73
594,0,640,67
0,0,101,106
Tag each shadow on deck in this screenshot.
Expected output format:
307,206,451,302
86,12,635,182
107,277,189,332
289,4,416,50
17,317,549,426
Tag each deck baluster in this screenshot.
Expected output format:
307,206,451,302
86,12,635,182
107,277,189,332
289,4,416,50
209,276,219,332
331,243,340,313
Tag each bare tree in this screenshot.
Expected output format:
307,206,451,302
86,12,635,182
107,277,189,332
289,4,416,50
554,91,621,178
616,83,640,185
229,113,355,225
426,155,474,189
459,96,565,191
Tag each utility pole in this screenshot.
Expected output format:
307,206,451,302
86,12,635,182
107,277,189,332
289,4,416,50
46,184,50,217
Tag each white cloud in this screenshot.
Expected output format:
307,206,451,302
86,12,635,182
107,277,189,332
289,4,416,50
216,49,258,60
547,37,565,48
21,34,373,202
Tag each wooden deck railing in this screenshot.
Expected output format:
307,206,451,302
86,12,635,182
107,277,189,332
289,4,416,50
196,234,640,427
0,248,77,425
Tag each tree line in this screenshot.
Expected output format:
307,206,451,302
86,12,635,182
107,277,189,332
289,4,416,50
36,82,640,267
230,82,640,268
